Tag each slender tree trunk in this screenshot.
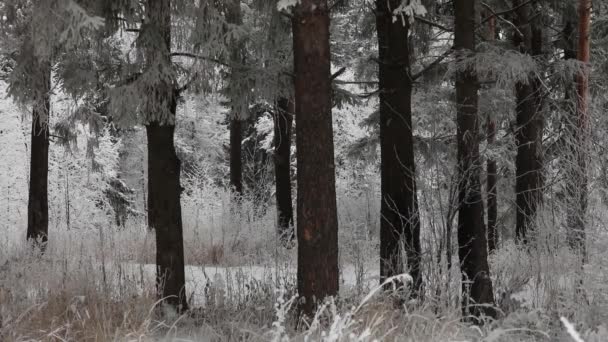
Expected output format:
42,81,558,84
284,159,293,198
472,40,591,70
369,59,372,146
144,0,188,312
375,0,422,297
27,60,51,247
513,0,544,244
274,97,294,245
567,0,591,258
228,0,243,196
483,11,498,253
291,0,339,318
454,0,495,319
230,119,243,194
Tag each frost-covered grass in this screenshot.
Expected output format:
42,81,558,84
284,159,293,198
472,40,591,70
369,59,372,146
2,192,608,341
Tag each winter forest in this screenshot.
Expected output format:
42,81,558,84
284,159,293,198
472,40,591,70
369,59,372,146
1,0,608,340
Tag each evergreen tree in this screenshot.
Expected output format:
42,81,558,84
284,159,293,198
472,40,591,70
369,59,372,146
567,0,591,258
453,0,495,319
513,0,544,243
141,0,188,312
482,9,498,253
1,0,103,248
274,97,294,244
25,43,51,246
226,0,245,196
268,5,295,246
290,0,339,317
375,0,422,297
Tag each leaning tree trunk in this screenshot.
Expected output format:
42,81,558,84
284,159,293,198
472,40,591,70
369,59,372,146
27,60,51,247
375,0,422,297
274,97,294,245
567,0,591,259
483,11,498,253
454,0,496,319
291,0,339,318
513,0,544,244
144,0,188,312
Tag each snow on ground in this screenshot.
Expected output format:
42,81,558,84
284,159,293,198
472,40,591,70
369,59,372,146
121,262,380,307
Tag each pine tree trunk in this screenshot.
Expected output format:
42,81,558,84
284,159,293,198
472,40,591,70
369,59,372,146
484,12,498,253
567,0,591,258
230,119,243,194
291,0,339,318
454,0,495,319
375,0,422,297
26,60,51,247
228,0,243,196
513,0,544,243
144,0,188,312
146,122,188,311
274,97,294,245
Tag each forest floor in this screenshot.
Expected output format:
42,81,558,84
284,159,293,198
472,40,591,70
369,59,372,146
1,214,608,341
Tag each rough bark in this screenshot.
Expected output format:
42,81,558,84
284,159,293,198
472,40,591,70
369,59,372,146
375,0,422,297
26,60,51,247
144,0,188,312
567,0,591,258
274,97,294,245
291,0,339,318
454,0,496,319
483,11,498,253
513,0,544,244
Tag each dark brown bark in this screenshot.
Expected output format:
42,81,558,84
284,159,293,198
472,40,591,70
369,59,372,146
567,0,591,258
513,0,544,244
146,122,188,311
375,0,422,297
230,119,243,194
26,60,51,247
454,0,495,319
144,0,188,312
291,0,339,318
483,11,498,253
274,97,294,245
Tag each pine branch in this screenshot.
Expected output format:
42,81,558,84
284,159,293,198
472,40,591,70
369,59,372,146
479,0,537,27
171,52,232,69
334,80,379,85
330,67,346,81
176,72,199,95
480,1,533,38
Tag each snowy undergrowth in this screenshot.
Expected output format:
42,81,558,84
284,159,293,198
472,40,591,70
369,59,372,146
2,198,608,341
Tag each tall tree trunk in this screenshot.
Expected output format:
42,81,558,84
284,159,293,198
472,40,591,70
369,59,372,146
514,0,544,244
375,0,422,297
274,97,294,245
144,0,188,312
230,119,243,194
454,0,496,319
228,0,243,196
483,10,498,253
291,0,339,318
567,0,591,258
27,60,51,247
